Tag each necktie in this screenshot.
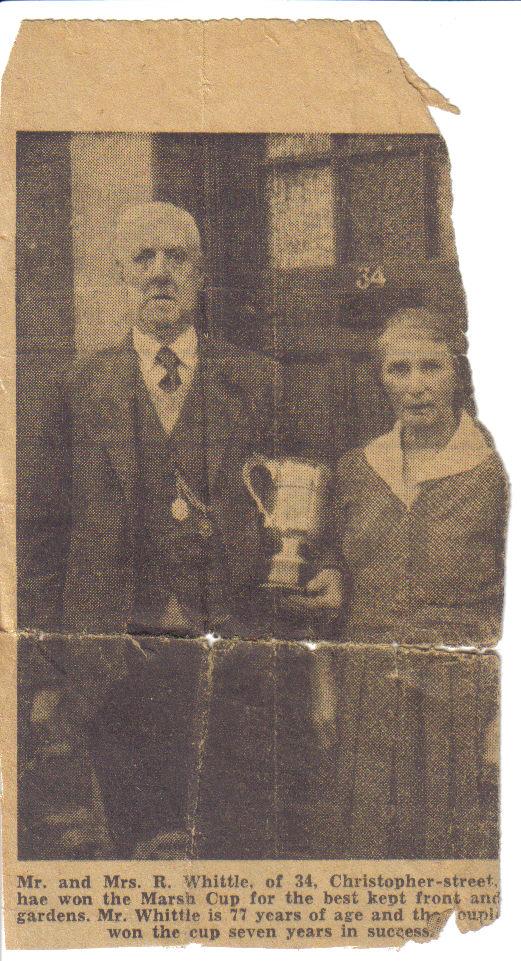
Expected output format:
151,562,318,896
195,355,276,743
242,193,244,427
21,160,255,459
156,345,182,392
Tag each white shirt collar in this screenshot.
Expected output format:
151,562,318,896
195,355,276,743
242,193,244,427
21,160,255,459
132,324,198,375
364,411,493,506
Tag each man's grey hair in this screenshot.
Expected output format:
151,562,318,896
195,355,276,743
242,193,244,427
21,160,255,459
113,201,203,260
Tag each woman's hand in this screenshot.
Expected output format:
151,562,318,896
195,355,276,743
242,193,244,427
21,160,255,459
281,568,344,613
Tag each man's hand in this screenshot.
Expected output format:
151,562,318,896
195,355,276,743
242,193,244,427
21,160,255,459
309,649,338,751
28,689,114,857
159,595,190,631
134,830,191,859
281,568,344,614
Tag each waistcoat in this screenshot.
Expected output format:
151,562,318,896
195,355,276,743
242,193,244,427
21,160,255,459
132,372,210,627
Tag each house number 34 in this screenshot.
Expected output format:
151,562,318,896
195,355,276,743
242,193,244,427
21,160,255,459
356,265,387,290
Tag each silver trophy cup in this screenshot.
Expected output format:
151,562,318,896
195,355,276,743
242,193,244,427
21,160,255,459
243,455,331,591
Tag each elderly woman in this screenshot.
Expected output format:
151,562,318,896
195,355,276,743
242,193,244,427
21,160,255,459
292,306,508,646
285,307,507,858
339,306,507,644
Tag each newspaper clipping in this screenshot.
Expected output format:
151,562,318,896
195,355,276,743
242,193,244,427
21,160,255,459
0,19,506,950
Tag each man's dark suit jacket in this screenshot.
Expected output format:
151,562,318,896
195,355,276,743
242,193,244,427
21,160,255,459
18,331,278,635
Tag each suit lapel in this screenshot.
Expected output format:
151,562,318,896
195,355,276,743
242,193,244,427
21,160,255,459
199,338,244,492
88,336,138,502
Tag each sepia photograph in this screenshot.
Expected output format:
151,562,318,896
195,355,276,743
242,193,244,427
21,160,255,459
16,131,506,863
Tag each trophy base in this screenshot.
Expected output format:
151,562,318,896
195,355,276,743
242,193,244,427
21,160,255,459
260,580,307,594
261,536,307,593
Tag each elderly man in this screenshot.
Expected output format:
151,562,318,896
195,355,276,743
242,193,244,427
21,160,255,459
18,201,285,857
20,201,343,858
19,202,277,636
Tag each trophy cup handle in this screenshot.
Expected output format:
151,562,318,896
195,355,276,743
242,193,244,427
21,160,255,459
242,455,275,527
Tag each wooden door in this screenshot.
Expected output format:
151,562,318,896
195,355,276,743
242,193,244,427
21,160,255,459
154,133,467,458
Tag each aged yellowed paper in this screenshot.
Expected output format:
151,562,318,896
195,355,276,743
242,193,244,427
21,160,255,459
0,19,504,949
